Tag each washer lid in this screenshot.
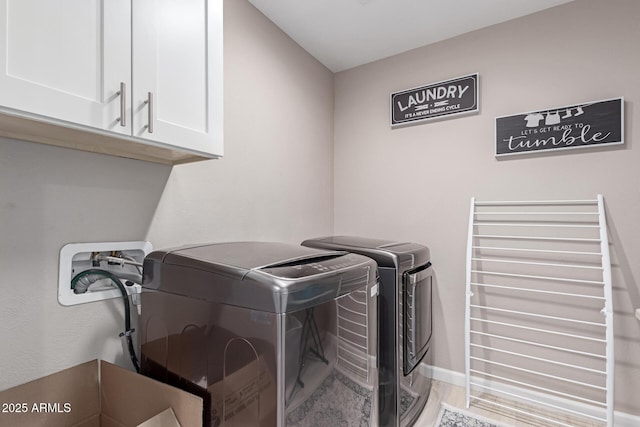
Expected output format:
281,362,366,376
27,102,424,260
301,235,430,270
143,241,377,313
161,241,345,279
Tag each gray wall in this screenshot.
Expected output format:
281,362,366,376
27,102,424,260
0,0,334,390
147,0,334,249
333,0,640,415
0,141,170,389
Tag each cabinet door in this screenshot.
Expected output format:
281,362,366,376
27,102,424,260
0,0,131,135
132,0,223,156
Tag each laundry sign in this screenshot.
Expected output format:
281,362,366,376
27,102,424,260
390,74,479,127
495,98,624,156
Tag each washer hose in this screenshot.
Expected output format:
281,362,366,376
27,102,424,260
71,269,140,372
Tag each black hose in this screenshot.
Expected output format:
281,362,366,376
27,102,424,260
71,269,140,373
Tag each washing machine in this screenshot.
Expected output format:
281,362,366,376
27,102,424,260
140,241,379,426
302,236,433,427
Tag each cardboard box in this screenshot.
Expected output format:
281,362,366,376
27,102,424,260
208,356,276,427
0,360,202,427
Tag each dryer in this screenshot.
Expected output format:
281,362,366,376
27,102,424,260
302,236,433,427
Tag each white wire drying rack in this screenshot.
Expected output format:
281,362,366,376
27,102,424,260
465,196,614,426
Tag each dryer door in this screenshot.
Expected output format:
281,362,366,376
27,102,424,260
402,262,433,375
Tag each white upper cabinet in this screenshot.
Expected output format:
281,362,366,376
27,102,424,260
0,0,132,136
0,0,223,163
133,0,223,156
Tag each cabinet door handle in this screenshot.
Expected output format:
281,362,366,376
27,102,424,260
144,92,154,133
117,82,126,127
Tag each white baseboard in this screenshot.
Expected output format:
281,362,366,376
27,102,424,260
419,364,640,427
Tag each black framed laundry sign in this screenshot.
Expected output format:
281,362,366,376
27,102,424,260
495,98,624,157
390,74,479,127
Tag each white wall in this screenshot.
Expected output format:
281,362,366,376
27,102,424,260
146,0,334,249
0,140,170,389
333,0,640,415
0,0,334,391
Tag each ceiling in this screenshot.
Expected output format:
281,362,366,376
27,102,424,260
247,0,575,72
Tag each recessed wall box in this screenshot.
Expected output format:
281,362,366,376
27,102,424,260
59,241,152,306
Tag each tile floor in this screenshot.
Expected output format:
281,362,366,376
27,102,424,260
412,380,604,427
